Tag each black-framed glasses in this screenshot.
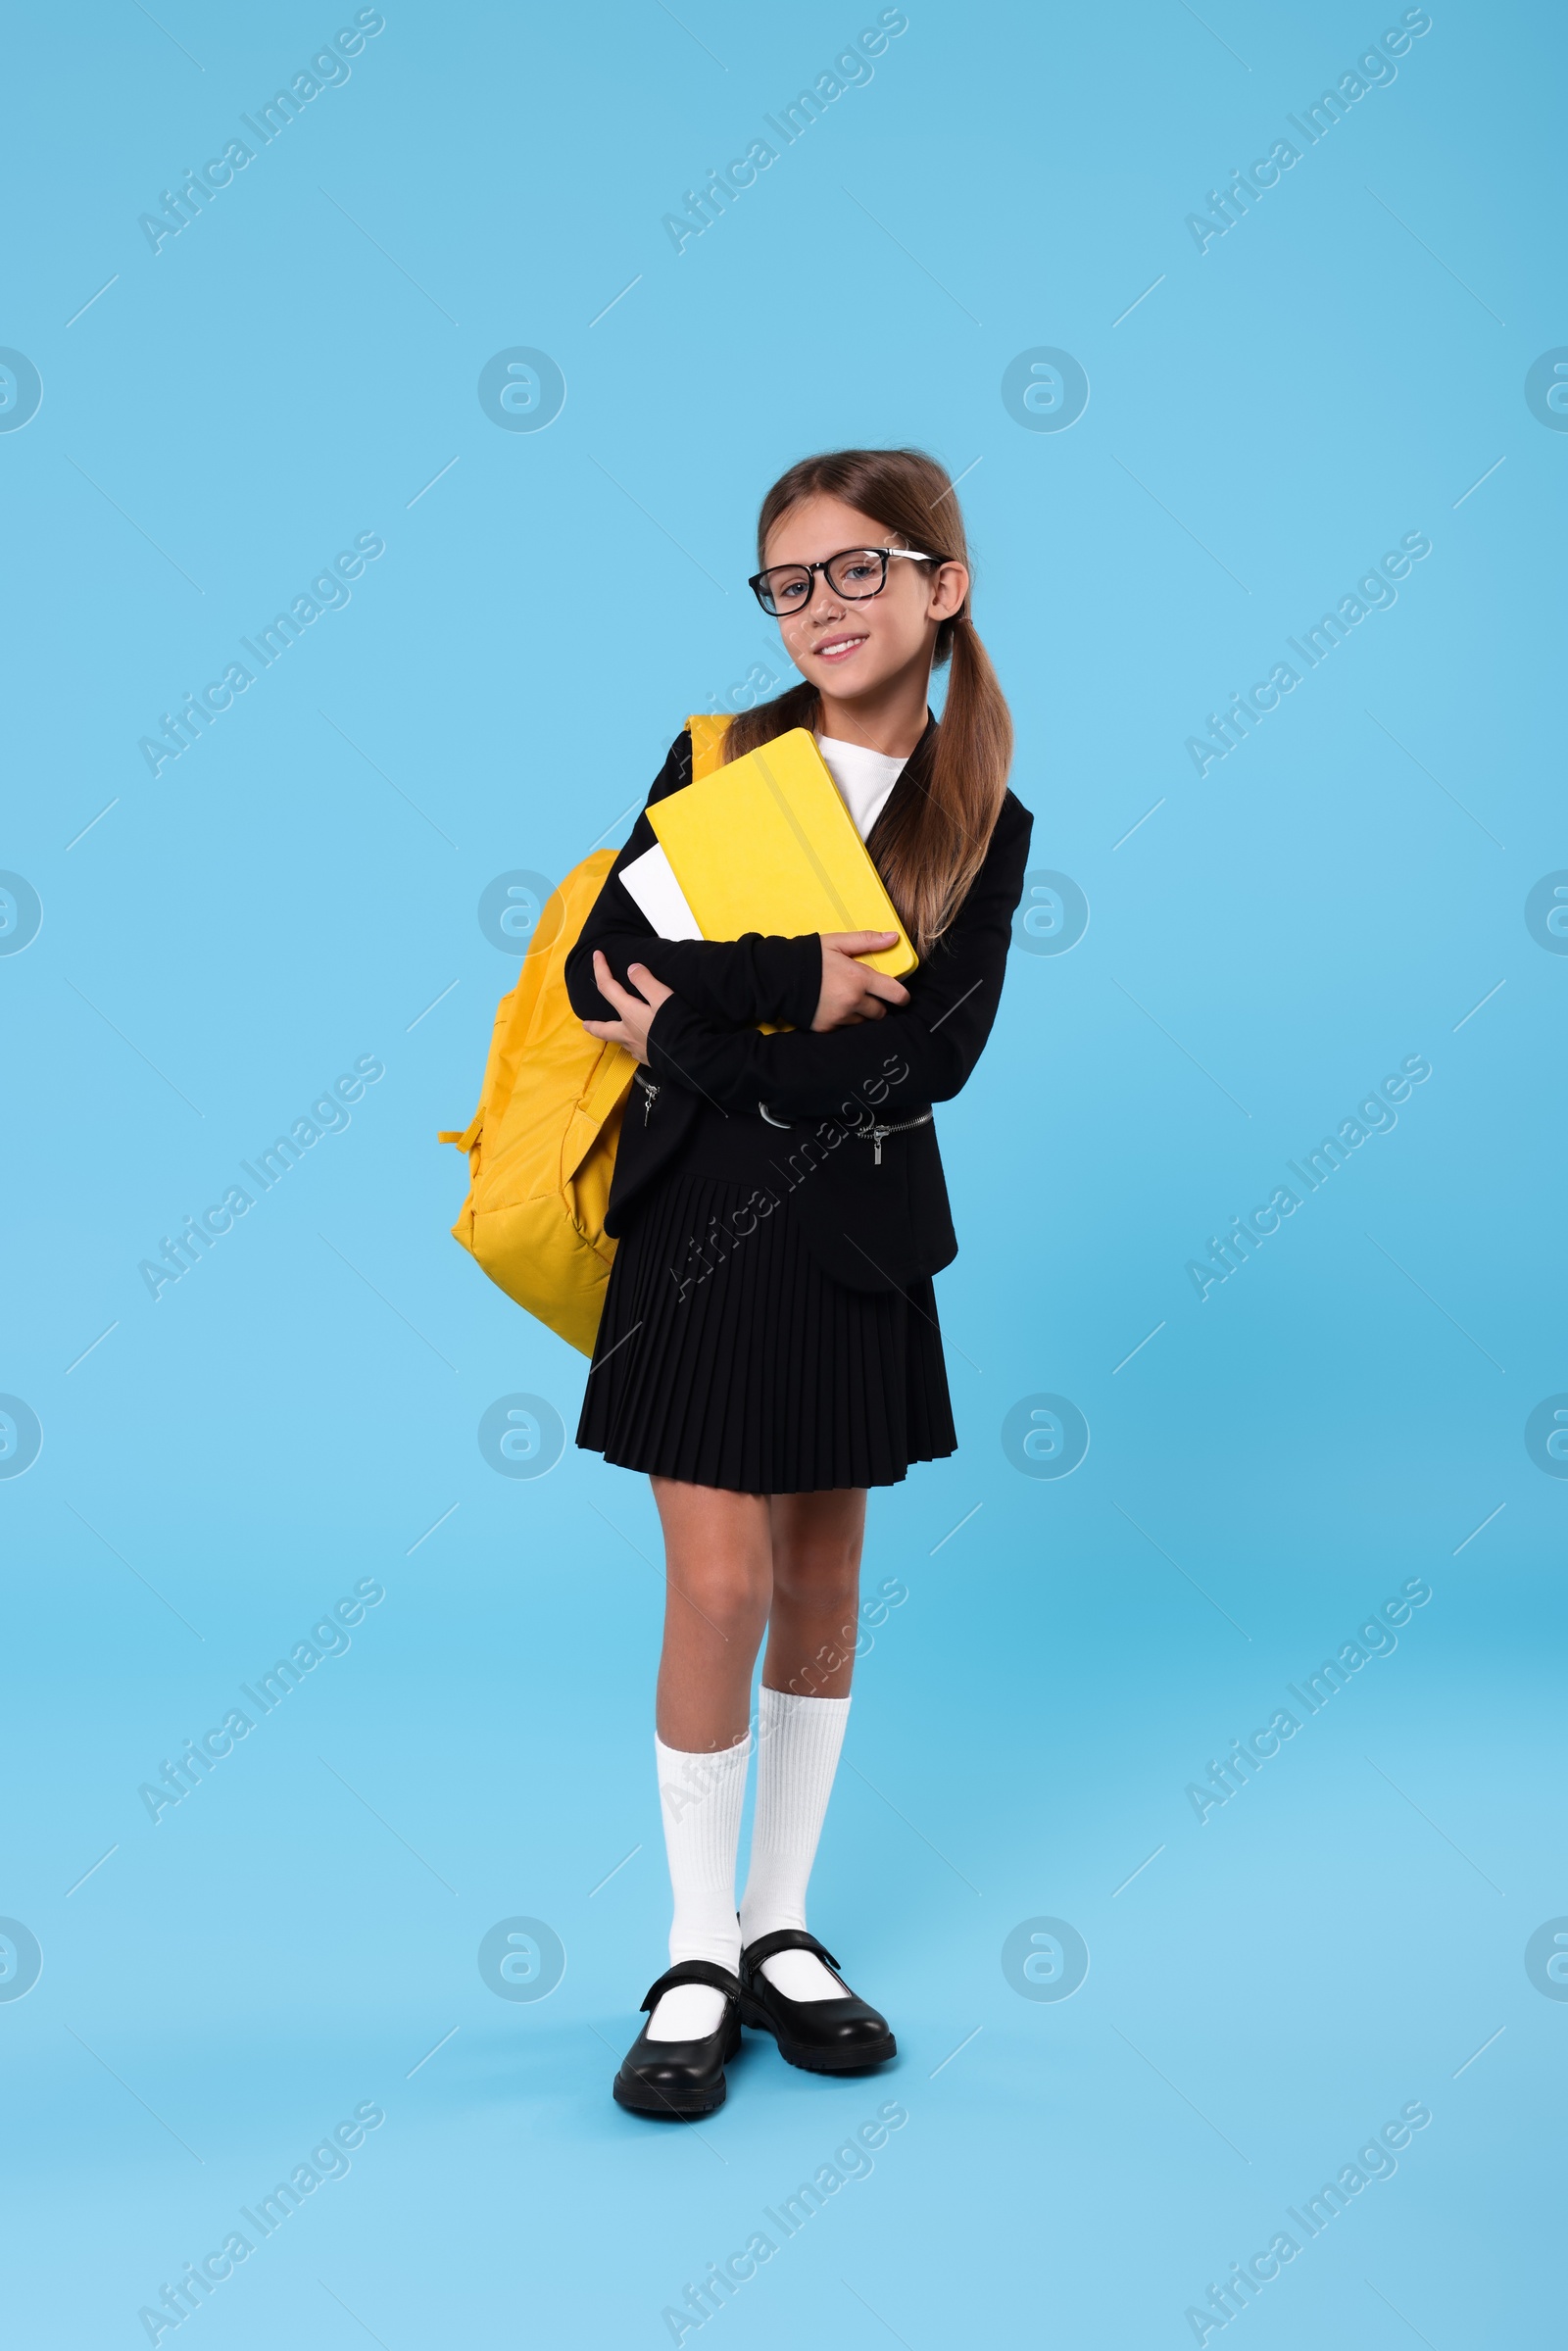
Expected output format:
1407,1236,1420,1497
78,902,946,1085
747,544,938,617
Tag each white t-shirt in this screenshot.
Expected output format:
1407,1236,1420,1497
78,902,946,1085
619,730,908,940
814,732,907,843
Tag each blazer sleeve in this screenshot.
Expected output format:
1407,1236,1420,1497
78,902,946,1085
564,728,825,1033
642,794,1035,1120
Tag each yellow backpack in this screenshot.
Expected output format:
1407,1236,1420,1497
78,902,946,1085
439,714,733,1355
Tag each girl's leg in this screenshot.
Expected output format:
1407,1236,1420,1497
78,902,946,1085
758,1487,867,1700
645,1476,772,2038
740,1488,867,1999
652,1475,773,1749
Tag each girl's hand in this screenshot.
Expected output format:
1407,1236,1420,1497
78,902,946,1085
812,932,910,1031
580,950,674,1065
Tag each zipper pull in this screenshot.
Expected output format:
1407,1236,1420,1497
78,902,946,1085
873,1124,888,1165
643,1080,660,1124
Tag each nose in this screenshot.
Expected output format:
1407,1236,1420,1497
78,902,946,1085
792,577,848,646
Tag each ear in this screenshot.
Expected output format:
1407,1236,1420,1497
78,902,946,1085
927,559,969,622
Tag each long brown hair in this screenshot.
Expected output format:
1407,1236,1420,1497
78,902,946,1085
721,448,1013,956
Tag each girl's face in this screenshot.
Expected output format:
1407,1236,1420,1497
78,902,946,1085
761,493,969,705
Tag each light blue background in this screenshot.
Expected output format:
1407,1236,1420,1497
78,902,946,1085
2,2,1562,2343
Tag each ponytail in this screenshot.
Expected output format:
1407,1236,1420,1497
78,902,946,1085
718,449,1012,958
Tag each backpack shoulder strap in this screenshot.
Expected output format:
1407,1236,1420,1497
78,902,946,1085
686,712,734,781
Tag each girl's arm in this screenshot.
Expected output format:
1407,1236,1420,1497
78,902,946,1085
564,729,824,1032
641,797,1034,1120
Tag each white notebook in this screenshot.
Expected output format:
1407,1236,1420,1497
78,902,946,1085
620,842,704,941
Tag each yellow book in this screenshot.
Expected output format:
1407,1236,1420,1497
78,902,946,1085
646,727,917,979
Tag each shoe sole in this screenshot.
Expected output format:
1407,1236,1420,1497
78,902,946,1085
741,2001,897,2073
612,2073,727,2118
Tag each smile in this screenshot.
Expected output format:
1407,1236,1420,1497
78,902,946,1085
812,633,868,662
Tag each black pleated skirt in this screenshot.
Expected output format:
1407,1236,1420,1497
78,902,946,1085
575,1096,956,1494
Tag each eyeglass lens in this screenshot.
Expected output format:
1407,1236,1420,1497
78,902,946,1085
756,548,889,614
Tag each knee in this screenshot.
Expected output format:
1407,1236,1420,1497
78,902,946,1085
771,1538,860,1615
674,1556,771,1644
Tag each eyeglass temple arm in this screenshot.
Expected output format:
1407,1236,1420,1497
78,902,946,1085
757,547,937,580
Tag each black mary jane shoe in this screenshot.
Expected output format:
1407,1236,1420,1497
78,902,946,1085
739,1930,897,2074
612,1960,744,2119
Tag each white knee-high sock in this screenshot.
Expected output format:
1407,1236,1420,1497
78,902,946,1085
647,1732,750,2040
739,1688,852,2002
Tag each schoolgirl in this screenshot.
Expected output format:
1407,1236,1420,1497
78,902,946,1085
564,447,1032,2117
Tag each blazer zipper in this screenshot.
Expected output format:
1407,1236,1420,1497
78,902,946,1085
636,1071,661,1124
858,1110,933,1165
759,1101,933,1164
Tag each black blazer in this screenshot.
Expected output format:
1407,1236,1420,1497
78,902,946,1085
564,719,1034,1294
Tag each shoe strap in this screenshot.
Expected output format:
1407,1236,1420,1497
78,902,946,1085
639,1958,742,2013
741,1928,841,1975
